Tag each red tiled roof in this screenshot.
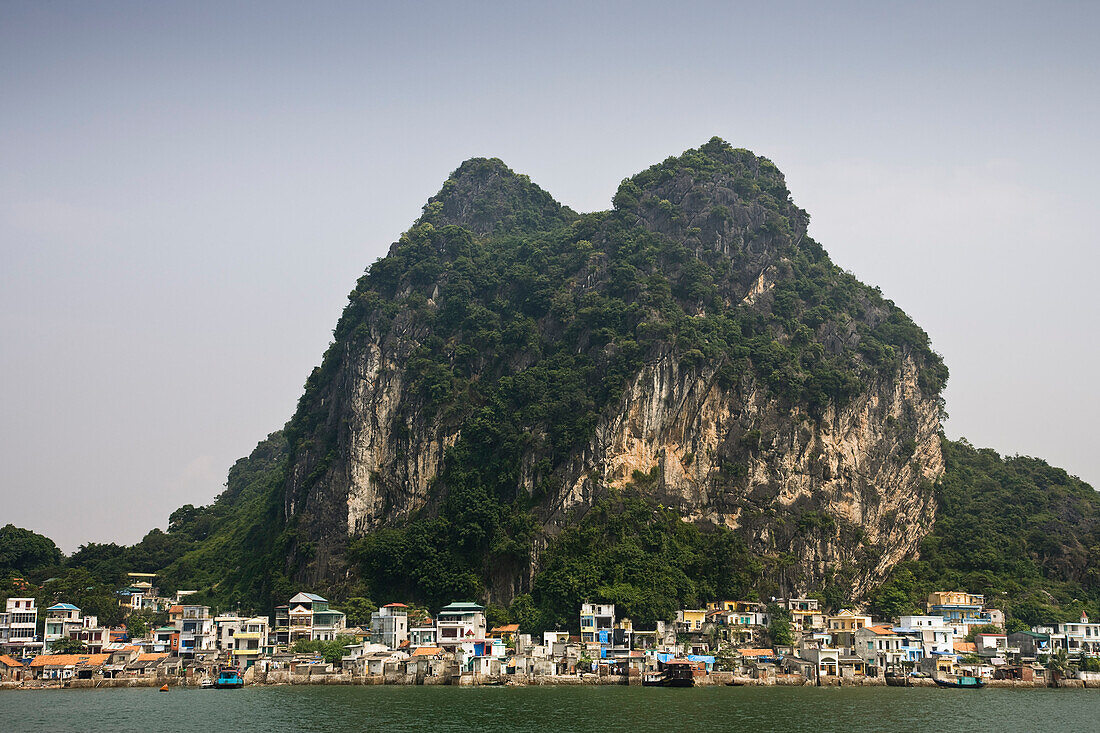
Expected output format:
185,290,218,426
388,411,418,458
411,646,444,657
490,624,519,633
736,648,773,657
136,653,168,662
30,654,109,668
0,654,23,667
954,641,978,654
383,602,408,608
866,624,896,636
168,605,183,613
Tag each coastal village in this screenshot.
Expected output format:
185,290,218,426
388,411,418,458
2,579,1099,689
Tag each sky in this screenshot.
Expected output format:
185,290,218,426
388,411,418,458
1,1,1097,552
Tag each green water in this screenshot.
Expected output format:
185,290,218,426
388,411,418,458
2,685,1098,732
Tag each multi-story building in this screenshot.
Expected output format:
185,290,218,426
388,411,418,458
69,615,110,653
231,617,269,666
437,602,487,649
285,592,347,643
371,603,409,649
926,592,998,635
409,624,437,647
0,598,41,657
896,615,954,660
854,624,906,672
44,603,83,652
579,603,615,645
787,598,826,633
826,610,873,654
171,604,216,656
1035,614,1100,657
214,614,246,651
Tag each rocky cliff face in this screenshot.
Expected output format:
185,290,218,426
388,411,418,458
281,139,947,600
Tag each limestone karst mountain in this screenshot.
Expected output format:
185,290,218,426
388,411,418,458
273,138,946,610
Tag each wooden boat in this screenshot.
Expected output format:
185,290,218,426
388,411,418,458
884,671,912,687
934,675,984,689
653,660,696,687
213,668,244,689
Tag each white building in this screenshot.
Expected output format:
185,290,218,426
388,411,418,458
854,624,906,672
44,603,83,652
0,598,41,656
371,603,409,649
171,604,216,656
579,603,615,644
214,614,246,652
285,592,347,643
897,615,954,658
437,602,486,648
1035,614,1100,657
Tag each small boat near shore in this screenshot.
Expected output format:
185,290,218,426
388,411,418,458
213,668,244,689
934,675,985,689
643,660,696,688
884,671,912,687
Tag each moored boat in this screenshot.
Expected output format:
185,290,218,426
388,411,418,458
933,675,984,689
213,668,244,689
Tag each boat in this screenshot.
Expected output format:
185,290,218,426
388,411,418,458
159,684,169,692
200,677,215,689
884,671,912,687
644,660,696,688
212,668,244,689
933,675,985,689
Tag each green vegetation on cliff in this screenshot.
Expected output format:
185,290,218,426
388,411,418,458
314,139,948,607
870,438,1100,625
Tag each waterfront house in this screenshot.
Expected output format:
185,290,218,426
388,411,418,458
926,591,999,636
1048,614,1100,657
172,605,216,656
437,602,487,649
973,632,1012,664
579,603,615,647
0,597,41,657
30,653,109,680
285,592,347,643
409,624,437,647
488,623,520,646
371,603,410,649
150,625,178,653
797,642,840,677
44,603,83,653
0,653,25,681
1008,630,1051,660
826,610,872,654
214,614,246,652
676,609,707,633
232,617,270,666
854,624,906,673
68,615,110,654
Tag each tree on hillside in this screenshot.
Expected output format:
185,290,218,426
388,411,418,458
0,524,63,576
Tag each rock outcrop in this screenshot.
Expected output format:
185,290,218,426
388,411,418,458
280,138,947,599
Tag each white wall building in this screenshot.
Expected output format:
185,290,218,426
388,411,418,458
0,598,41,656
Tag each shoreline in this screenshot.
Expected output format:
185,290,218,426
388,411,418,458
2,673,1095,691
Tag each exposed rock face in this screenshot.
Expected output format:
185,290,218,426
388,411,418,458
281,139,946,598
546,350,941,597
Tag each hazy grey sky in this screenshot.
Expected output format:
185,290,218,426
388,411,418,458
2,1,1097,552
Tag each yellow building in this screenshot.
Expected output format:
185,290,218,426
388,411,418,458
677,609,707,632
